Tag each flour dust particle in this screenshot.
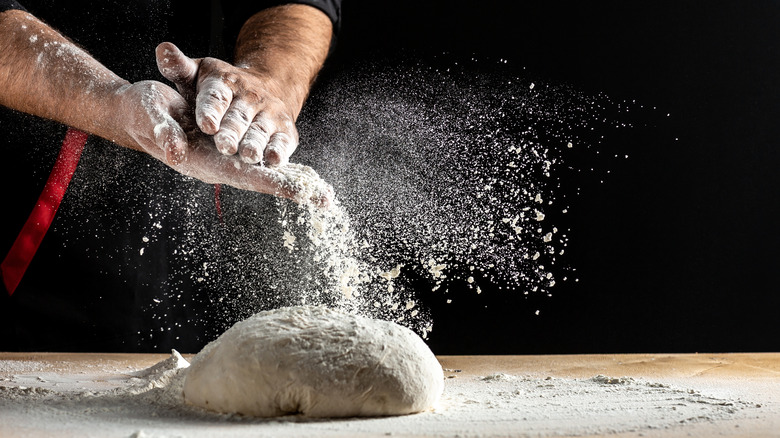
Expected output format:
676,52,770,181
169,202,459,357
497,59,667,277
53,55,636,347
291,57,634,307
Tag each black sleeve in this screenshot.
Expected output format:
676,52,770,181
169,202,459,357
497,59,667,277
289,0,342,33
222,0,343,58
0,0,25,12
224,0,342,35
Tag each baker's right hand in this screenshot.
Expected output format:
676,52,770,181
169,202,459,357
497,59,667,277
154,42,300,167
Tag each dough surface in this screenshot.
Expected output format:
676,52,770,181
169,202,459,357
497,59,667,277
183,306,443,417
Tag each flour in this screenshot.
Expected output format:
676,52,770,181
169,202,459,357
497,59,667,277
282,60,603,311
0,360,49,375
0,354,765,438
36,33,115,84
55,55,639,346
282,230,296,251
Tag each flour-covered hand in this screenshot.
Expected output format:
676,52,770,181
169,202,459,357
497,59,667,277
155,42,298,167
113,80,330,206
113,80,190,166
172,132,333,207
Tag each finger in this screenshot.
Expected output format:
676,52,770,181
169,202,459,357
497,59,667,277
263,132,298,166
245,163,335,207
155,42,199,100
237,118,274,164
183,139,333,207
214,100,254,157
152,113,188,166
195,77,233,137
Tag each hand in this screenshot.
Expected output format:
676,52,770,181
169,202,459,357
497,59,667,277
113,80,332,207
113,80,190,166
155,42,298,166
174,133,334,208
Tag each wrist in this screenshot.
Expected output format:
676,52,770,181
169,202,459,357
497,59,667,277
96,80,148,151
234,4,333,118
89,79,140,149
239,64,309,118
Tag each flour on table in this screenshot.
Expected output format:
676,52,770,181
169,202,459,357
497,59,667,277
183,306,444,417
0,353,764,437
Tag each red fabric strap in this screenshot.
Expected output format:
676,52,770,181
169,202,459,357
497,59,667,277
2,128,88,296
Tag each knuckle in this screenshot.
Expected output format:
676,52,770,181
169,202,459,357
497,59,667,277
268,133,293,150
244,129,270,148
248,123,270,137
216,129,238,143
221,72,240,85
199,57,222,72
253,116,275,133
237,110,252,125
243,89,265,105
223,109,252,128
207,89,230,105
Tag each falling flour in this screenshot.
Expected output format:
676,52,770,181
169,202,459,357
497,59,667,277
53,55,643,346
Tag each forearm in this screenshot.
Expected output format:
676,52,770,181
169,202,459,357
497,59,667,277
0,9,137,149
0,6,331,202
234,4,333,120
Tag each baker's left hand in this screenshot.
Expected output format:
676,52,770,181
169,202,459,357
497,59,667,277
155,42,298,167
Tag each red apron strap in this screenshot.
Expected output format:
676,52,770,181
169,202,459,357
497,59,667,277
2,128,88,296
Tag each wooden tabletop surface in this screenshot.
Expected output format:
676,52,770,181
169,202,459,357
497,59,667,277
1,352,779,437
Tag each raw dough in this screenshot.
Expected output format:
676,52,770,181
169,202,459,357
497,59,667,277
182,306,443,417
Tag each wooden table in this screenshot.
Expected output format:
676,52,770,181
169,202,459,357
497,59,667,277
1,353,779,437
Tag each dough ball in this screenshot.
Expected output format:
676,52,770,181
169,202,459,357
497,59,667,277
183,306,443,417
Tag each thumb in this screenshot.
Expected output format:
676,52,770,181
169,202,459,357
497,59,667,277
154,113,189,166
152,94,190,166
156,42,199,100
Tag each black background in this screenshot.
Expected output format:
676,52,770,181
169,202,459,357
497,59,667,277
330,1,780,354
2,1,778,354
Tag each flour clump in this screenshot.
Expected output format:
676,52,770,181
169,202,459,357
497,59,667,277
182,306,443,417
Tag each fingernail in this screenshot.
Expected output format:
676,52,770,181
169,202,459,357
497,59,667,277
240,148,262,164
196,114,219,135
215,132,238,155
264,146,283,166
